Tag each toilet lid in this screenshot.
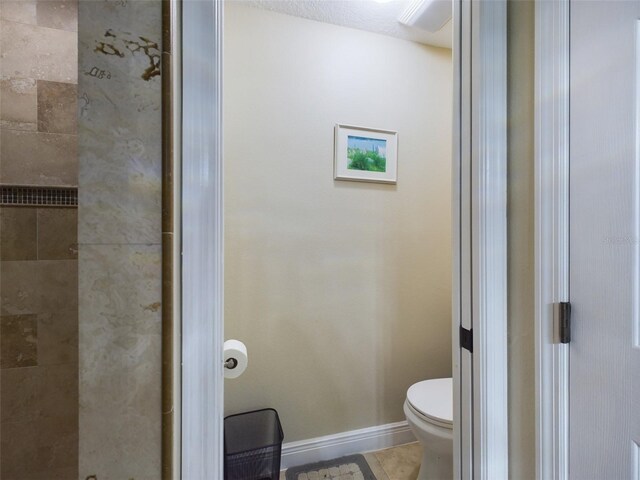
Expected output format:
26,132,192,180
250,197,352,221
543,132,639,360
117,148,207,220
407,378,453,425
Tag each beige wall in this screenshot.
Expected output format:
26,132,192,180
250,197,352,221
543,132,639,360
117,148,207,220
224,3,453,442
507,1,536,478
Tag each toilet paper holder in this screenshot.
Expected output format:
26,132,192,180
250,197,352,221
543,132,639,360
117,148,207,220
223,339,248,379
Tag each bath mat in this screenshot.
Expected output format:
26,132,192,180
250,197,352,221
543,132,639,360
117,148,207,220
284,454,377,480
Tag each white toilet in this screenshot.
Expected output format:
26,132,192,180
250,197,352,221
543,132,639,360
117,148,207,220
403,377,453,480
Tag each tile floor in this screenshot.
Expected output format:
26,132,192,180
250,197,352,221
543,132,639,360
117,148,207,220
368,443,423,480
281,442,423,480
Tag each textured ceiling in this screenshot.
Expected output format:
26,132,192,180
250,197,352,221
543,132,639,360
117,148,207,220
237,0,453,49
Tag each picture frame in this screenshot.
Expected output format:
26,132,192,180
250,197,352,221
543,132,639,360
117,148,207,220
334,124,398,184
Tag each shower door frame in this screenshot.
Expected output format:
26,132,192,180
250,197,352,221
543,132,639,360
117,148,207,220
176,0,508,479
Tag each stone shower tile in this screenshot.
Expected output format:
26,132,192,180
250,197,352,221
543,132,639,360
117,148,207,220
37,208,78,260
37,310,78,366
0,314,37,368
0,415,78,479
78,123,161,244
0,363,78,423
0,78,37,131
0,260,77,315
0,129,77,186
37,80,77,134
0,20,76,83
79,243,161,480
76,2,162,478
0,207,37,261
0,0,37,25
36,0,77,32
37,260,78,313
0,261,40,315
5,466,78,480
78,2,162,245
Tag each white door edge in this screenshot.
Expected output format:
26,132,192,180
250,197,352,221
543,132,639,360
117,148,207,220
534,1,570,479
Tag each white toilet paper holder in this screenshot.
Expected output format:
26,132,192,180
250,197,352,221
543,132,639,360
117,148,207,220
223,339,248,379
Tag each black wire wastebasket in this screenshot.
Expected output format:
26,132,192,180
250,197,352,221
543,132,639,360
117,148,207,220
224,408,284,480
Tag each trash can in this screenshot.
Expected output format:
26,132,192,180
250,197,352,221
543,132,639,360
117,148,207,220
224,408,284,480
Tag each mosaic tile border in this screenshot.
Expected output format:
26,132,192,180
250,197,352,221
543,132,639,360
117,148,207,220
0,185,78,208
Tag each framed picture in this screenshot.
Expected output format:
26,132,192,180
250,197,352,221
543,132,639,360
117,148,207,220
334,124,398,184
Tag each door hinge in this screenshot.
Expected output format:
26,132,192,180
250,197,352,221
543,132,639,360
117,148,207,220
460,326,473,352
554,302,572,344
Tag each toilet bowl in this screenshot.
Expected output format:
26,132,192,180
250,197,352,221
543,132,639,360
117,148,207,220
404,377,453,480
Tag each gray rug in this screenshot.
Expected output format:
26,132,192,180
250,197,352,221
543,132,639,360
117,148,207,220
284,454,377,480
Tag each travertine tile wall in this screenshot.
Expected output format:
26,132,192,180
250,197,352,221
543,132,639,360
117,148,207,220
0,1,79,478
78,1,162,479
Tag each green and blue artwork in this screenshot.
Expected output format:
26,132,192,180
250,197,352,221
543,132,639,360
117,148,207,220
347,135,387,172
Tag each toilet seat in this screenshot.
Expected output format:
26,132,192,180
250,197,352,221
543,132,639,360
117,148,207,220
406,378,453,429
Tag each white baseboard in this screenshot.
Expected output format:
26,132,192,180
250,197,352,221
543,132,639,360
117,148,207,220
280,421,416,470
